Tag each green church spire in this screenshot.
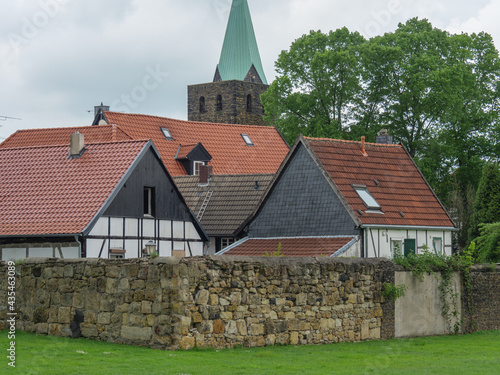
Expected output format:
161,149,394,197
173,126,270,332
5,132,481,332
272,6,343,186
215,0,267,84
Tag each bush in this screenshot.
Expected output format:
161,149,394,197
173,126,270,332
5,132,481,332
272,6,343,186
472,222,500,263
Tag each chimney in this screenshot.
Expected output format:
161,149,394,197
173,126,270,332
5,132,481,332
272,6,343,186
94,102,110,117
360,136,368,157
199,165,213,184
70,132,85,158
376,129,393,144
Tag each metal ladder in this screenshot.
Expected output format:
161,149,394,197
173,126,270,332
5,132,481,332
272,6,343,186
197,191,213,220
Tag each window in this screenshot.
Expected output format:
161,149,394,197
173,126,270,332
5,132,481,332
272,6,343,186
221,238,235,249
143,187,155,217
199,96,206,113
433,237,443,254
193,161,205,176
390,239,402,258
353,186,381,210
246,94,252,112
241,134,254,146
161,128,173,140
216,95,223,111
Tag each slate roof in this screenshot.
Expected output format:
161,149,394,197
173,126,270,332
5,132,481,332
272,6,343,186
216,0,267,84
304,137,455,228
220,236,357,257
0,140,149,236
101,111,289,176
174,174,274,237
0,124,132,149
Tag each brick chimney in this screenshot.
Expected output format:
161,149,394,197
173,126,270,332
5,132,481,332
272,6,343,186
360,136,368,157
376,129,393,144
70,132,85,158
199,165,213,184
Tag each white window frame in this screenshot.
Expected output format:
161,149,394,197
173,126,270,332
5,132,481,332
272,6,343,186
390,239,403,258
241,134,254,146
144,187,155,217
221,238,235,249
433,237,443,254
193,161,205,176
161,128,173,140
353,186,381,210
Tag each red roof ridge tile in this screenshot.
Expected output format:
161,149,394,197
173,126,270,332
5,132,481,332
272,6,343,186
304,136,403,148
0,138,150,151
104,111,278,130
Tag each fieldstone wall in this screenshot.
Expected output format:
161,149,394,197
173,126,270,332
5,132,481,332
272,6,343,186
0,256,394,350
463,264,500,333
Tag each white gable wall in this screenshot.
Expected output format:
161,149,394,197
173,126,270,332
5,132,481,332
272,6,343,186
85,217,204,259
363,227,453,259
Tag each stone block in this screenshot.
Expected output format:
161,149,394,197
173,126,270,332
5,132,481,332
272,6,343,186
121,326,152,341
97,312,111,325
195,290,210,305
213,319,225,334
179,336,195,350
58,307,72,324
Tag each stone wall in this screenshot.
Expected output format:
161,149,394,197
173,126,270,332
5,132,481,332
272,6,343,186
0,256,394,350
463,264,500,333
187,81,268,126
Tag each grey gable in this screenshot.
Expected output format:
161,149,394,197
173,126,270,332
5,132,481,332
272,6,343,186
247,142,360,238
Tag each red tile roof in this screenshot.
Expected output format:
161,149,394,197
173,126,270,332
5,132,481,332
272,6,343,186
102,112,289,176
304,137,455,228
222,237,356,257
0,140,148,236
0,125,132,149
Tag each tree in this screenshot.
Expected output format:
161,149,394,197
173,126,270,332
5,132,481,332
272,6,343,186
263,19,500,250
469,162,500,241
472,223,500,263
262,28,366,145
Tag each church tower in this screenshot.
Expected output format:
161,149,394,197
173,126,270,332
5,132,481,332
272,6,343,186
188,0,269,125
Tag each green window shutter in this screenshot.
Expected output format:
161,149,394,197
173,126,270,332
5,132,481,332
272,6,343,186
404,239,416,257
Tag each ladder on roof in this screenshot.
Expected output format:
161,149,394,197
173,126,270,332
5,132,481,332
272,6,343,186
197,191,213,221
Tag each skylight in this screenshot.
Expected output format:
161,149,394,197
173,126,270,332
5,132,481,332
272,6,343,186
353,186,381,210
161,128,173,140
241,134,254,146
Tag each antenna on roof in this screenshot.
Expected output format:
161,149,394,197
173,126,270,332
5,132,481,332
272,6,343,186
0,115,22,121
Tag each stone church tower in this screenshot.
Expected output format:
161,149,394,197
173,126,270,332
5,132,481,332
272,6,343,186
188,0,269,126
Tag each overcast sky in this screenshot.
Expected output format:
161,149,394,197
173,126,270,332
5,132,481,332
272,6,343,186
0,0,499,141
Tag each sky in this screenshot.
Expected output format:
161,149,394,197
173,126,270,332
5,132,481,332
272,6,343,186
0,0,499,141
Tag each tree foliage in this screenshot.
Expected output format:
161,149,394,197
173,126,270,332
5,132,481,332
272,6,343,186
471,223,500,263
469,163,500,240
262,18,500,250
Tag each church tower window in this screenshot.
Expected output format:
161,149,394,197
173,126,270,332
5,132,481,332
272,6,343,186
199,96,206,113
246,94,252,112
216,95,223,111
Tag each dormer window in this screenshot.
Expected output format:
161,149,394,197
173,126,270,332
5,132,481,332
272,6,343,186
353,185,381,210
241,134,254,146
161,128,173,140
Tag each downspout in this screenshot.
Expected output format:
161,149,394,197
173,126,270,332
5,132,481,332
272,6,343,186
75,235,83,258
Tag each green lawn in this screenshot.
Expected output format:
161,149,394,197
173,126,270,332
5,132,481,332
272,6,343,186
1,330,499,374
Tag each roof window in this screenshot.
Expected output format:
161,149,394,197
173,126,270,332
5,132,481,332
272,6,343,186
241,134,254,146
161,128,173,140
353,185,381,210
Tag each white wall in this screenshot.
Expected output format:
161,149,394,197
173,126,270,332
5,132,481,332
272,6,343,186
86,217,205,259
364,228,453,258
1,245,79,261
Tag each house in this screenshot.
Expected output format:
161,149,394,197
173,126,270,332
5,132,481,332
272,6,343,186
0,133,208,261
221,134,456,258
92,111,289,176
174,173,274,254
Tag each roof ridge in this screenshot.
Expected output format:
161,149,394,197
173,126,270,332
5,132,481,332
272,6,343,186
0,139,149,151
304,136,402,148
104,111,276,130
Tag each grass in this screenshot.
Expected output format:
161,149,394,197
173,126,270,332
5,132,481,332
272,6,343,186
1,330,499,374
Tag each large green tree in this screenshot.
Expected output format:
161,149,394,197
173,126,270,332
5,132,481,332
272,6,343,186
262,28,366,144
263,18,500,250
